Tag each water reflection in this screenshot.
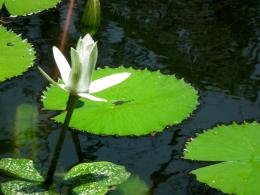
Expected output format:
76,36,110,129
13,104,39,158
0,0,260,194
102,0,260,99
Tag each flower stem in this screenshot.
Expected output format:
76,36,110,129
44,93,78,186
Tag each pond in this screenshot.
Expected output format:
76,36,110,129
0,0,260,194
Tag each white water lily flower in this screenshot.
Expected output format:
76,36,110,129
39,34,131,102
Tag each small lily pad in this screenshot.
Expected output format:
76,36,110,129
0,26,35,82
2,0,61,16
1,180,55,195
42,67,198,136
64,161,130,195
184,122,260,195
0,158,44,182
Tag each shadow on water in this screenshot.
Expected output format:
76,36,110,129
0,0,260,194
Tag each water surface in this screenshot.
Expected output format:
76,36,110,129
0,0,260,194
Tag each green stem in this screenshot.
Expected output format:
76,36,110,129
44,94,78,186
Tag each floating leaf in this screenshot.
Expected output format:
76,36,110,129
2,0,61,16
184,122,260,195
0,158,44,182
42,67,198,136
64,161,130,195
1,180,55,195
0,26,35,82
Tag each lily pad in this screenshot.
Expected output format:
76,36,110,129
1,180,55,195
64,161,130,195
1,0,61,16
184,122,260,195
0,26,35,82
0,158,44,182
42,67,198,136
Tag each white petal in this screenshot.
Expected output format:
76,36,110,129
53,46,71,85
75,42,98,93
89,72,131,93
78,93,107,102
82,34,94,45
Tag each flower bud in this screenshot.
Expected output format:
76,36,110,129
81,0,101,36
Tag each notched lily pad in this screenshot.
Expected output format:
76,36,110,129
0,26,35,82
1,180,55,195
64,161,130,195
0,158,44,182
1,0,61,16
184,122,260,195
42,67,199,136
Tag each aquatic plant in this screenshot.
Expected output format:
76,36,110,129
0,26,35,82
0,1,132,194
0,0,61,16
184,122,260,195
43,66,199,136
81,0,100,35
0,0,208,194
39,34,131,102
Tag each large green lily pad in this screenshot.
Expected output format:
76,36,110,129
184,122,260,195
0,26,35,82
64,161,131,195
42,67,198,136
0,0,61,16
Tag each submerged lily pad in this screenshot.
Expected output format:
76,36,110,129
0,158,44,182
64,162,130,195
184,122,260,195
0,26,35,82
1,180,54,195
111,176,149,195
42,67,198,136
1,0,61,16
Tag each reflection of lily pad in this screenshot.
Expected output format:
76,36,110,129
184,122,260,195
0,158,44,182
111,176,149,195
42,67,198,136
1,180,55,195
64,162,130,195
0,26,35,82
1,0,61,16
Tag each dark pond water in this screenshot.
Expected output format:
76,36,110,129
1,0,260,194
